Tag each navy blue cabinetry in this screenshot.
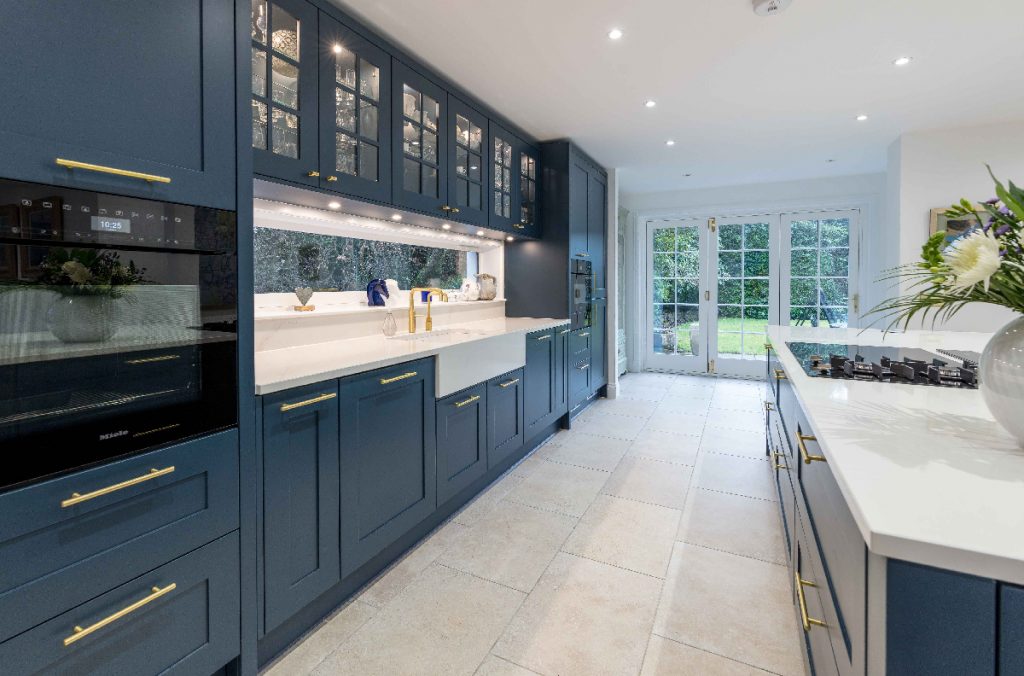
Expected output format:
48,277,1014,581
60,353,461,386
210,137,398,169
489,122,519,233
1002,584,1024,674
555,327,570,414
0,0,235,209
250,0,320,187
436,383,488,506
447,96,490,227
260,383,340,633
487,369,525,468
568,329,592,413
0,532,240,676
524,329,558,439
516,140,542,238
317,13,392,201
339,359,437,576
391,61,449,216
0,430,238,644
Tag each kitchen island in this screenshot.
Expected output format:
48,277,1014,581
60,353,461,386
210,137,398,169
767,326,1024,676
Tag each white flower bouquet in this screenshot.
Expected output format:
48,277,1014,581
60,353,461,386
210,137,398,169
871,167,1024,330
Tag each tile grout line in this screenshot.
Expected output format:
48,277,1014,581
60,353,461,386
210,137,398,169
674,540,788,568
650,632,783,675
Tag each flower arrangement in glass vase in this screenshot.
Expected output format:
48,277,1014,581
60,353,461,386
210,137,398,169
870,167,1024,444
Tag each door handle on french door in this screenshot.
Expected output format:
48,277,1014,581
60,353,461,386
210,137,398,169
704,290,710,301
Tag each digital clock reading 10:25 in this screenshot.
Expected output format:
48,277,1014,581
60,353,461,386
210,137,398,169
90,216,131,234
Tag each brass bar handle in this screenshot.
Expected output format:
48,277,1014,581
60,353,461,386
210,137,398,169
61,466,175,508
764,342,772,350
765,401,775,411
307,170,320,177
795,572,828,632
535,334,552,341
124,354,181,365
63,583,177,647
560,328,570,335
772,451,788,471
326,175,338,182
512,223,525,229
797,433,826,464
773,369,787,380
56,158,171,184
454,394,481,408
499,378,520,388
380,371,418,385
440,205,451,212
280,392,337,412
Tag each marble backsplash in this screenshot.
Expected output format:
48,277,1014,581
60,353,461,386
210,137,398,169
253,226,470,294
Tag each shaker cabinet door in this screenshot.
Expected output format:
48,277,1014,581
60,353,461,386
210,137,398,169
250,0,321,186
488,122,518,232
446,96,490,227
516,139,542,238
487,369,525,468
0,0,235,209
436,383,488,506
318,14,391,202
391,61,448,216
524,329,557,438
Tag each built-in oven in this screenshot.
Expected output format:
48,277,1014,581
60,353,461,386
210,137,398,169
571,259,593,330
0,177,237,492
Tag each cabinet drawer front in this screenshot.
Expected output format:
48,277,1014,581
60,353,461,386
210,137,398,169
340,358,437,576
0,430,238,642
795,504,840,676
0,531,240,676
437,383,488,505
794,414,866,673
768,413,795,561
487,369,525,468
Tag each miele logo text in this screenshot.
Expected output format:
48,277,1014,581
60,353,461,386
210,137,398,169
99,430,130,441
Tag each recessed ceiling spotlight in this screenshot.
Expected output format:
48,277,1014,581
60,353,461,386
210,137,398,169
665,140,676,146
607,28,623,40
327,201,341,209
476,230,485,236
856,114,868,122
332,44,343,54
893,56,912,67
390,214,402,221
506,236,514,242
684,173,692,177
826,159,836,163
644,99,657,108
441,223,451,230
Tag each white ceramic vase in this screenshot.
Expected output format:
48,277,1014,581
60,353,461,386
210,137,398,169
48,295,118,343
980,315,1024,446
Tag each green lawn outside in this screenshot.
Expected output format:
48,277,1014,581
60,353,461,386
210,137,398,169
660,317,767,357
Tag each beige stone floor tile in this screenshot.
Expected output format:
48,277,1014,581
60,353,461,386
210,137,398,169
264,600,377,676
571,410,648,440
455,474,528,527
676,488,787,564
704,408,764,433
359,521,468,607
474,654,543,676
656,394,712,413
645,410,707,436
668,376,717,393
493,553,662,676
316,564,524,676
617,381,670,402
537,431,630,471
587,395,658,419
640,635,769,675
695,454,776,502
562,494,681,577
709,394,766,414
438,500,578,592
653,544,804,676
699,425,767,459
505,459,609,517
628,429,701,466
602,457,692,509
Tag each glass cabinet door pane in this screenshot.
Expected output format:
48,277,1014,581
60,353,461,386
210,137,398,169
359,103,378,141
270,4,298,59
271,56,298,108
468,153,481,181
358,142,378,180
335,133,356,175
359,60,380,100
252,100,268,149
422,166,438,197
271,109,298,157
403,121,419,156
403,85,421,120
422,131,437,162
469,123,482,151
335,88,355,130
252,48,266,96
403,159,419,192
423,96,438,131
334,44,356,88
251,0,267,43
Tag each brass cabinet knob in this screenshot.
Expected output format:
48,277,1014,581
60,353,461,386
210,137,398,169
307,170,320,177
326,175,338,182
440,205,451,212
512,223,525,229
450,207,461,214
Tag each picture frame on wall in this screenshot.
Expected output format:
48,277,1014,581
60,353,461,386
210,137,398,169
929,206,983,246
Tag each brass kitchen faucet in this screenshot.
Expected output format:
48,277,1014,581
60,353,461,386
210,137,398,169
408,288,449,333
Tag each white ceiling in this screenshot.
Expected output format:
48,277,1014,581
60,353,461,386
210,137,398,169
333,0,1024,194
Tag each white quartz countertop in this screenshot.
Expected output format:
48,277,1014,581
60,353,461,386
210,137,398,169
255,316,570,395
768,325,1024,584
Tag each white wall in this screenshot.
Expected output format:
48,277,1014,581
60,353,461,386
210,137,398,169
886,120,1024,332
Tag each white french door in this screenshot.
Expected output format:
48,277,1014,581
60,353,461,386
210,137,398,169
643,208,860,377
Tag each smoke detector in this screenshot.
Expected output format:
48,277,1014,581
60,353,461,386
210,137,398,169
752,0,792,16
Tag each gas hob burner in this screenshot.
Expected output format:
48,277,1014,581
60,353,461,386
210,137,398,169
785,342,980,389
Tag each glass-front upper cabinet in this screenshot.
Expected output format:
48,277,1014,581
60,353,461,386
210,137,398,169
517,139,541,237
489,123,517,232
251,0,319,185
318,14,391,202
391,60,447,214
447,96,489,227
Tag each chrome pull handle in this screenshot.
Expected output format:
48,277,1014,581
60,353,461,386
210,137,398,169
578,332,590,338
56,158,171,184
795,572,828,632
797,433,825,464
454,394,481,408
380,371,418,385
61,467,175,508
576,252,590,258
280,392,337,412
499,378,520,388
64,583,177,646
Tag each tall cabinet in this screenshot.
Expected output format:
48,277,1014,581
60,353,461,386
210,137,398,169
506,141,609,414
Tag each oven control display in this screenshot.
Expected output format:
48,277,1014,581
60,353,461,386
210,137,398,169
90,216,131,234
